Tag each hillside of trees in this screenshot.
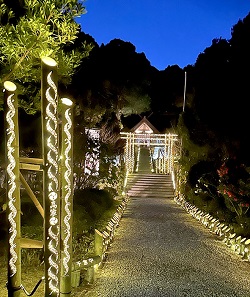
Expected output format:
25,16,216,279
177,12,250,236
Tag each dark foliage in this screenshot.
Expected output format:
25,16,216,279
73,188,115,220
187,12,250,166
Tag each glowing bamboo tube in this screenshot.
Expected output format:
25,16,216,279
128,133,132,173
131,133,135,172
41,57,60,297
60,98,73,296
135,145,140,172
164,134,167,174
4,81,21,297
167,135,171,174
125,134,129,172
169,134,174,174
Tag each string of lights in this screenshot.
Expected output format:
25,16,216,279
122,132,179,175
62,107,73,276
135,146,140,172
45,69,60,296
6,92,18,277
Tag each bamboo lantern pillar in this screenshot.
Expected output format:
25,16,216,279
4,81,21,297
60,98,74,296
41,57,60,297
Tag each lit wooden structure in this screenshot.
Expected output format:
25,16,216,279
4,81,21,297
4,58,74,297
120,117,180,175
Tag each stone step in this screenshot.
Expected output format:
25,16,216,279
127,179,173,185
127,187,174,192
128,176,172,181
127,177,172,182
127,176,172,180
127,191,175,197
128,193,175,197
127,180,173,185
127,184,173,188
128,173,171,176
126,173,175,199
127,185,173,190
128,178,172,183
128,185,172,189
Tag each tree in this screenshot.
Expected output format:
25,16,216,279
0,0,93,114
229,12,250,154
71,38,152,126
150,65,185,113
192,38,232,137
176,12,250,236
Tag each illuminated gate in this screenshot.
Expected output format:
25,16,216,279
120,117,180,175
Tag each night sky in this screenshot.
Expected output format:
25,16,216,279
77,0,250,70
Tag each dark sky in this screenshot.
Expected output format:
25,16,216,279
77,0,250,70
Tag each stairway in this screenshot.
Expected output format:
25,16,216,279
137,147,151,173
126,173,175,198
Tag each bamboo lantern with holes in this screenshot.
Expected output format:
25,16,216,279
60,98,74,296
4,81,21,297
41,57,60,297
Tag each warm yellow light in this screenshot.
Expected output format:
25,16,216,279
61,97,73,106
135,146,140,172
45,69,60,295
4,81,17,92
42,56,57,67
171,171,176,190
62,107,72,275
6,92,17,277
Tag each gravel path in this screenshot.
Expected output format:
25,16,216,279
79,196,250,297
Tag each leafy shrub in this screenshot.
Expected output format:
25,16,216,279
73,188,115,220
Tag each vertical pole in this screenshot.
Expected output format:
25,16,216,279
131,133,133,173
41,57,60,297
164,134,167,174
167,134,170,174
127,134,130,173
94,229,104,257
128,133,131,173
169,135,173,174
4,81,21,297
183,71,187,112
60,98,74,296
135,145,140,172
131,134,135,173
125,134,129,173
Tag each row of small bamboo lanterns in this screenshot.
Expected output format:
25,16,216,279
70,195,130,287
174,194,250,261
